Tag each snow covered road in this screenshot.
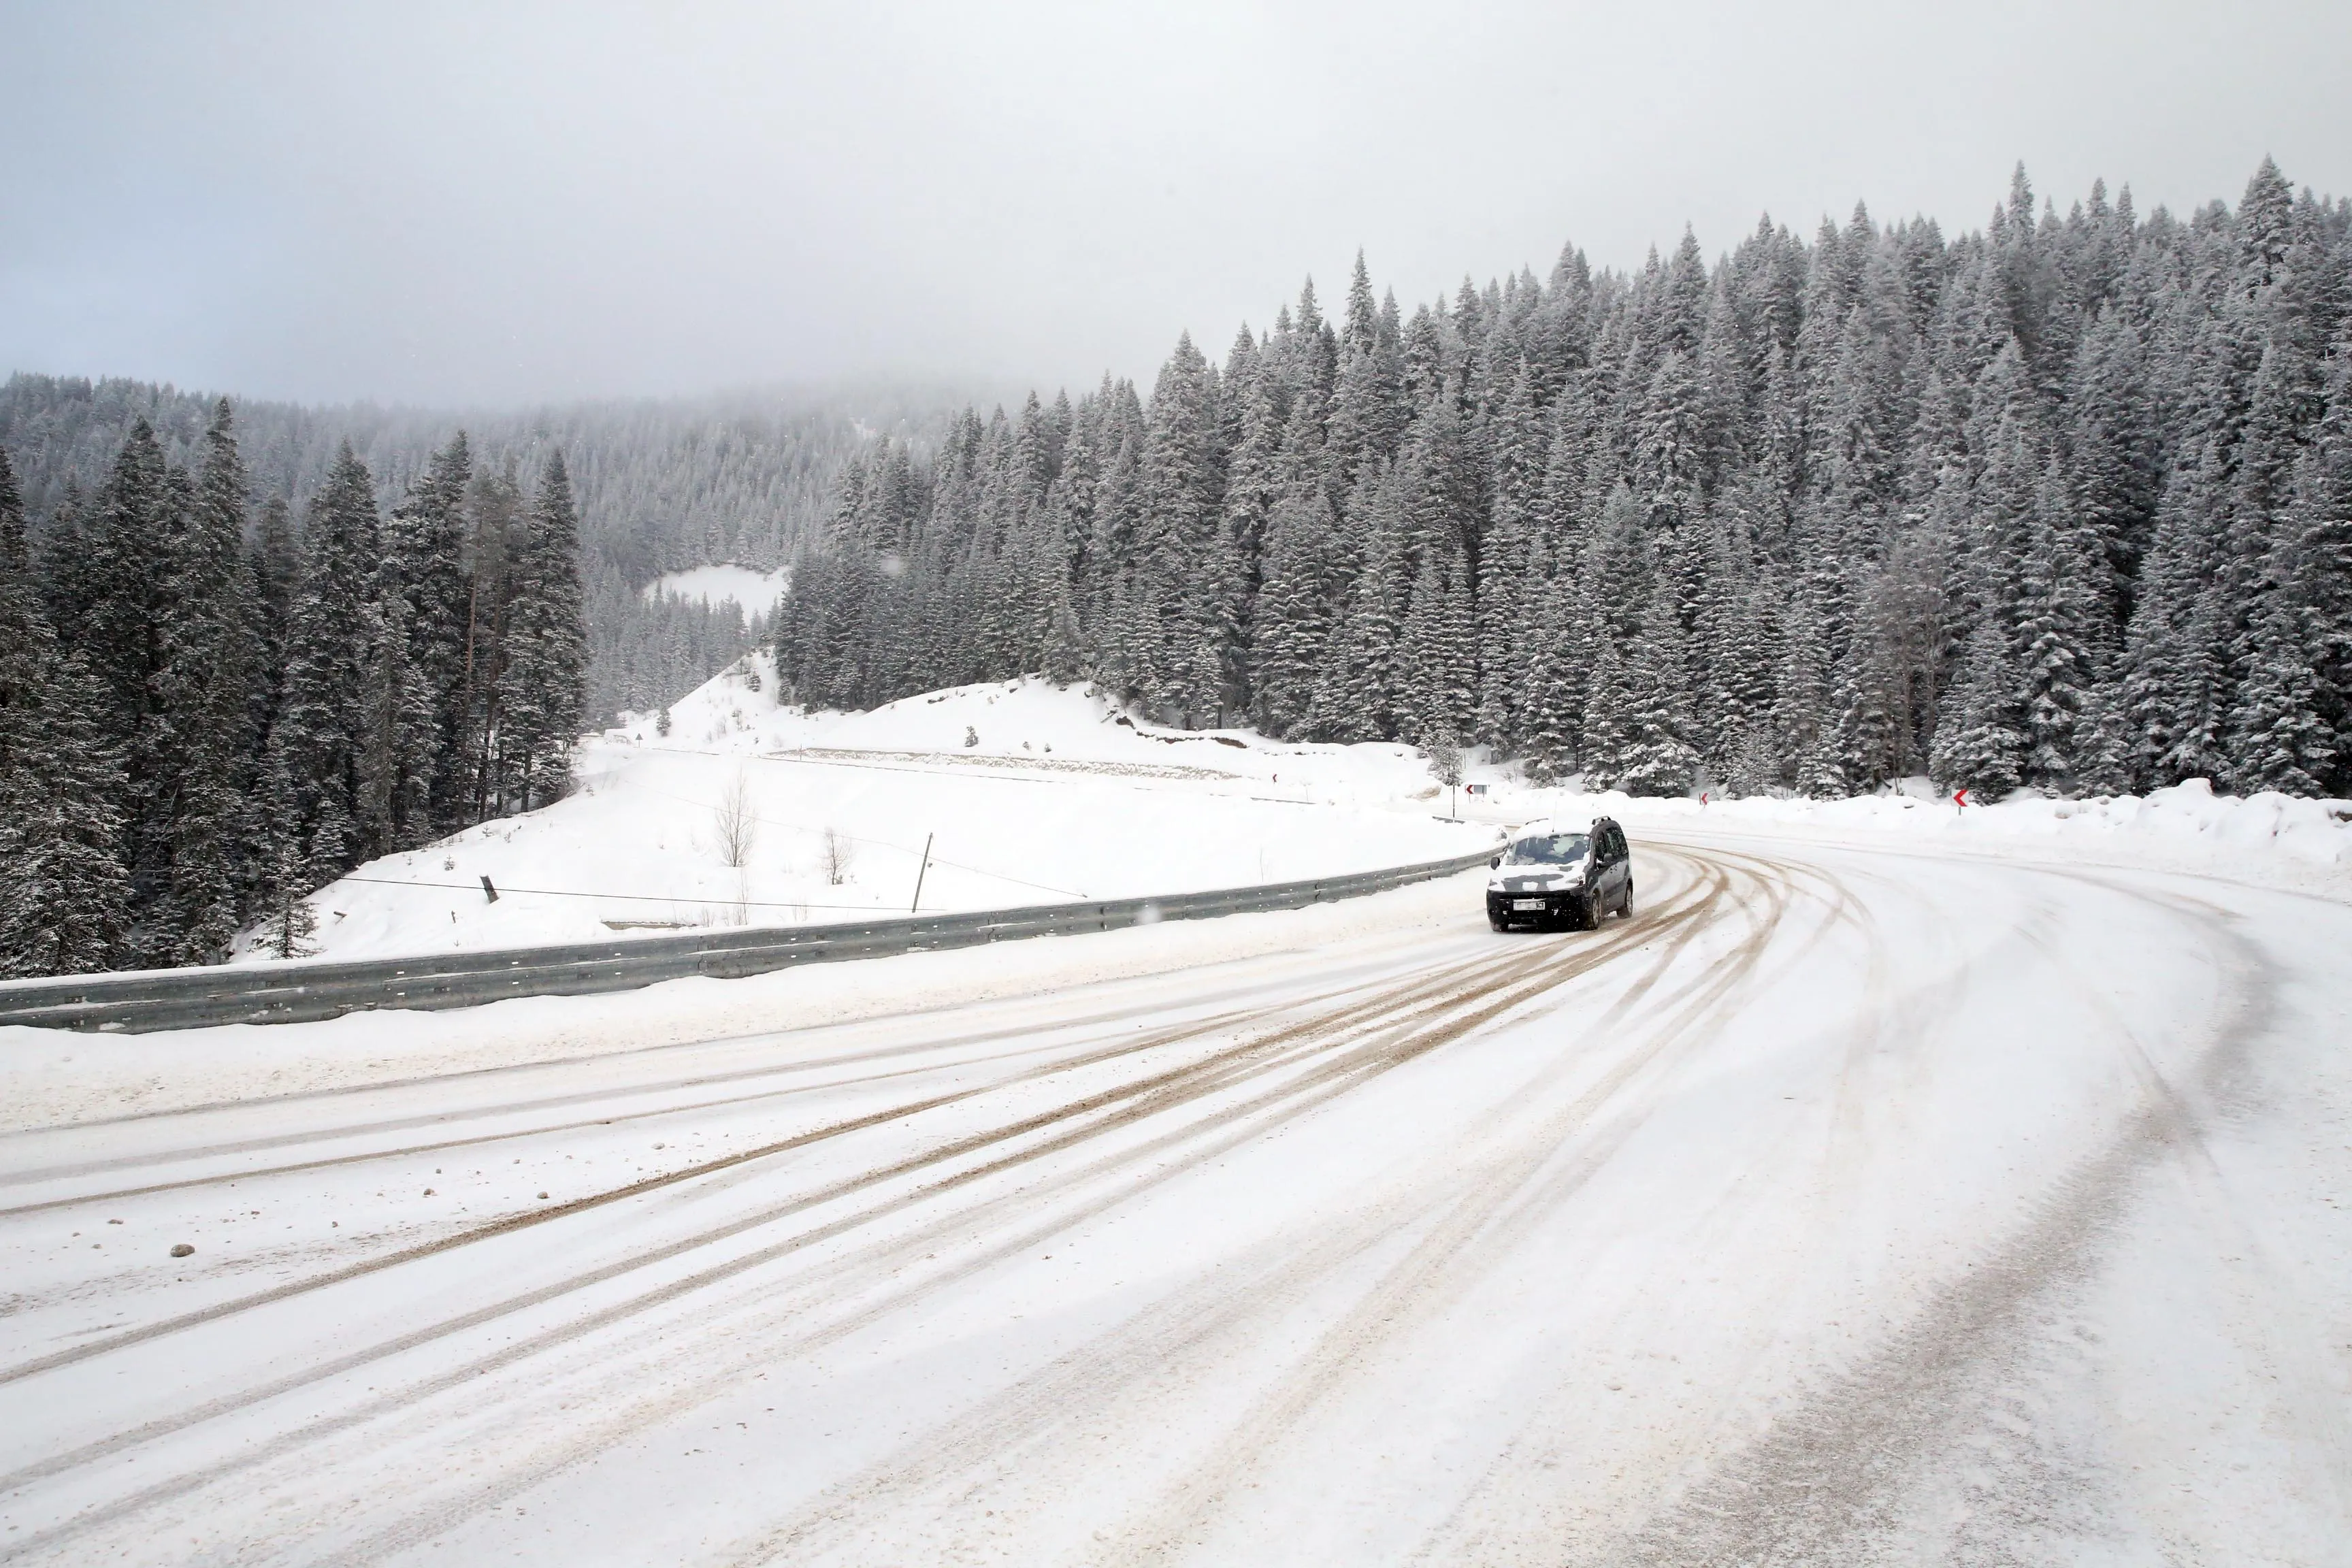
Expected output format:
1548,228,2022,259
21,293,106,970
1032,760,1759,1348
2,833,2347,1564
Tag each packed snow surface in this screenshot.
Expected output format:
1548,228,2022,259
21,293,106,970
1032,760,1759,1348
242,666,1490,963
3,825,2347,1563
642,564,789,609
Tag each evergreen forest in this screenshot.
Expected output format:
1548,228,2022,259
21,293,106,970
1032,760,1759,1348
0,377,937,726
8,161,2351,982
778,161,2352,805
0,380,945,977
0,414,591,973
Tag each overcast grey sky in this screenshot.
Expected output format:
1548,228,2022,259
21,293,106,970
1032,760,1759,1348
4,0,2348,408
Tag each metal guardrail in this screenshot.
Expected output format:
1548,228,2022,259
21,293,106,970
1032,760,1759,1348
0,846,1499,1034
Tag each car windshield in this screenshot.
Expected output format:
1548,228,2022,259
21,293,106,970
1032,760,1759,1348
1505,832,1589,866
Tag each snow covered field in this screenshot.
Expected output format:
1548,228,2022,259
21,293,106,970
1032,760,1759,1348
642,565,789,610
242,668,1488,963
4,818,2349,1563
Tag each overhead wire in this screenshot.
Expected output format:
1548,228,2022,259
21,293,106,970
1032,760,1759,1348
333,876,906,914
627,776,1092,900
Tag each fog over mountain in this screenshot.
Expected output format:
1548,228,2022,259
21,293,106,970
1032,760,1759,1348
5,1,2349,406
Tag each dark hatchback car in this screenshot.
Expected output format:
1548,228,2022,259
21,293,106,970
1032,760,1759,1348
1484,816,1633,931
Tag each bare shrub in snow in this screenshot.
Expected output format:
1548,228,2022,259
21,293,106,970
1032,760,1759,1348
822,828,855,885
712,770,758,868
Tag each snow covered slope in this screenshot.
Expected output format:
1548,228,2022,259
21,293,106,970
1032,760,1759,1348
244,665,1493,964
642,564,789,608
248,654,2352,968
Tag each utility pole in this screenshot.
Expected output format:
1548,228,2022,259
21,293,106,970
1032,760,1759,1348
911,833,933,913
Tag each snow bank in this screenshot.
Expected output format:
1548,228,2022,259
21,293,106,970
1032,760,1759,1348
244,666,1496,965
1465,771,2352,896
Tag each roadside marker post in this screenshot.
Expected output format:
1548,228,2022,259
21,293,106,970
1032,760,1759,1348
911,833,934,913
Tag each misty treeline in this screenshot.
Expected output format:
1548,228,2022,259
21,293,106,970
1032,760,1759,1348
779,161,2352,803
0,412,586,976
0,375,910,725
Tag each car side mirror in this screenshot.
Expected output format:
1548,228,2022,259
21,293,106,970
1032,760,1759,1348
1489,856,1501,869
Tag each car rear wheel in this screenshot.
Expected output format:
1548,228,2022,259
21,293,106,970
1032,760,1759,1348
1619,881,1635,917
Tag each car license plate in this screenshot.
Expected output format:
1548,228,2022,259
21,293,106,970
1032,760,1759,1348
1513,898,1546,911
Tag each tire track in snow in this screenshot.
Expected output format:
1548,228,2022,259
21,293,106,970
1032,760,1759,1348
322,851,1748,1567
1401,852,2296,1565
0,865,1725,1557
1600,860,2293,1566
1403,843,2019,1565
691,848,1780,1566
1081,847,1805,1568
0,931,1553,1388
0,925,1460,1148
0,949,1463,1198
0,921,1693,1561
2017,870,2352,1533
0,1003,1277,1218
